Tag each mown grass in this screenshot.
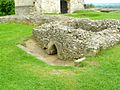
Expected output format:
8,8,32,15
65,10,120,20
0,20,120,90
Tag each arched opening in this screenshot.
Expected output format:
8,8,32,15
47,44,57,55
51,45,57,55
60,0,68,13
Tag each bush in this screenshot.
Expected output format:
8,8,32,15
84,4,95,9
0,0,15,16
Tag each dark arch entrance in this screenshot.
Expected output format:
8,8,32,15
60,0,68,13
50,44,57,55
47,44,58,55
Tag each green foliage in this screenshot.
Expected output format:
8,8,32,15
66,10,120,20
84,4,95,9
0,0,15,16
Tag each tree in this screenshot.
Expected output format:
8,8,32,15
84,4,95,9
0,0,15,16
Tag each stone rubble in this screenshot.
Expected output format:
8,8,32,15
0,15,73,25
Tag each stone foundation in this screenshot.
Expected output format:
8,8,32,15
33,19,120,61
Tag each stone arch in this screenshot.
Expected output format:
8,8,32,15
47,41,58,55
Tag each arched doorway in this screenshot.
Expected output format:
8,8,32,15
49,44,57,55
60,0,68,13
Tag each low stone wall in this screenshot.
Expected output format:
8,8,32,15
0,15,73,25
33,19,120,61
89,8,120,13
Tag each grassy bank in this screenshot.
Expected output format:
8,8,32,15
65,10,120,20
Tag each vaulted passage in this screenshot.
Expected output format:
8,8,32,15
50,44,57,55
60,0,68,13
47,44,58,55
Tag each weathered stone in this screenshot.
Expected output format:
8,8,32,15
0,15,74,25
33,18,120,61
14,0,84,15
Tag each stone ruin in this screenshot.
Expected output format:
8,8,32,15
33,18,120,61
0,15,120,62
14,0,84,15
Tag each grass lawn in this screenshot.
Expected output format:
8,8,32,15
65,10,120,20
0,11,120,90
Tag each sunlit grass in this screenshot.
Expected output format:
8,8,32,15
65,10,120,20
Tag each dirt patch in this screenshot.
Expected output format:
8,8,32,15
17,39,74,66
50,70,75,76
89,61,100,67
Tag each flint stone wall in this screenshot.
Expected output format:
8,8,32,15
33,19,120,61
41,0,60,14
14,0,35,15
15,6,34,15
0,15,73,25
69,0,84,13
15,0,84,15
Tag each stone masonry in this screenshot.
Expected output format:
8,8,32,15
14,0,84,15
33,19,120,61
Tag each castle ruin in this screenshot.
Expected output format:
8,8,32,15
14,0,84,15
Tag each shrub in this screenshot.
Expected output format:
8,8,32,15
84,4,95,9
0,0,15,16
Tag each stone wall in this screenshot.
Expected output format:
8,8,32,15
0,15,73,25
41,0,60,13
33,18,120,61
14,0,35,15
14,0,84,15
14,0,34,6
15,6,34,15
69,0,84,13
35,0,42,14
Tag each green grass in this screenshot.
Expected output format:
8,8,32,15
65,10,120,20
0,21,120,90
